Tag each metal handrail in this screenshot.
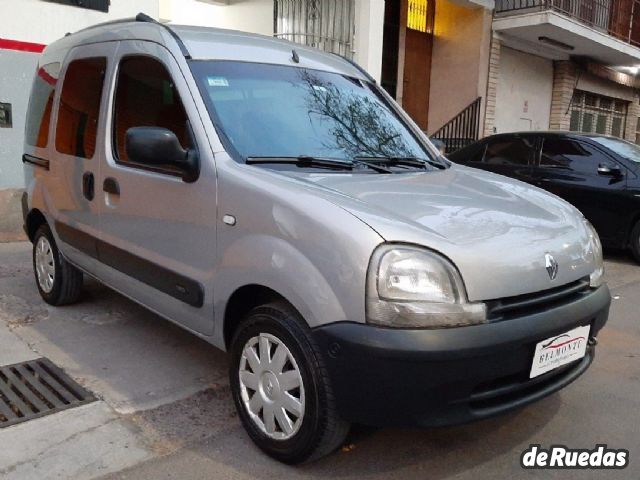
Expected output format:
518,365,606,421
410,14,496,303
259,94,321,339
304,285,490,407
431,97,482,153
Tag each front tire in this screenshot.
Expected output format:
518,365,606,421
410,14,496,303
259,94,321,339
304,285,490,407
32,224,83,305
229,302,350,464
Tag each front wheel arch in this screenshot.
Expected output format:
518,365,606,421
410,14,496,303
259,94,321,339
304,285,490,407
223,284,301,350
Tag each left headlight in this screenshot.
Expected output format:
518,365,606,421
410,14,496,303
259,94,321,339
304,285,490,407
366,244,487,328
585,220,604,288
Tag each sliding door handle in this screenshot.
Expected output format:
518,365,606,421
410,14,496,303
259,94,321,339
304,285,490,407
82,172,94,201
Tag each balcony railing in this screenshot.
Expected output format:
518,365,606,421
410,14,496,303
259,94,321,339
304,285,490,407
495,0,640,47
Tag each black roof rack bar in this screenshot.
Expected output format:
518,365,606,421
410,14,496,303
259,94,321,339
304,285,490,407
331,53,376,84
135,13,191,60
70,13,191,60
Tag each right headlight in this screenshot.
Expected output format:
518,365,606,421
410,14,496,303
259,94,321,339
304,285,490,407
366,244,487,328
585,220,604,288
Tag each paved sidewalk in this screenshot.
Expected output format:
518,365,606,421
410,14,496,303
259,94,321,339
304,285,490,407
0,402,152,480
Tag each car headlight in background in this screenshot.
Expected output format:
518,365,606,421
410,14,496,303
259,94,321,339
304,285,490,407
585,220,604,288
366,245,487,328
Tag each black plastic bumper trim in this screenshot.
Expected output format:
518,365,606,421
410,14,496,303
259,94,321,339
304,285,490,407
311,285,610,427
54,221,203,308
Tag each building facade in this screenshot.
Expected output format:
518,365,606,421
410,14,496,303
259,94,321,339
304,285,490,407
1,0,640,239
489,0,640,144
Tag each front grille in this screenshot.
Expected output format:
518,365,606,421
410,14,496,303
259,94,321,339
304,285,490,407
469,349,593,414
0,358,94,428
485,277,591,321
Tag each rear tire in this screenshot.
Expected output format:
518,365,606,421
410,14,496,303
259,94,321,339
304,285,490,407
32,224,83,305
229,302,350,464
630,221,640,264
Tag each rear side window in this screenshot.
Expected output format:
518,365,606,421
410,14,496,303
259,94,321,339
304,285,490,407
25,63,60,148
55,57,106,159
112,56,191,164
541,138,604,174
482,137,534,166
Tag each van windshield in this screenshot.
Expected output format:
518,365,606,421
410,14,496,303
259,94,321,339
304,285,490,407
190,61,436,166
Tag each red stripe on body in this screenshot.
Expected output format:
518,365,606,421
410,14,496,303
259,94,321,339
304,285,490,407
0,38,46,53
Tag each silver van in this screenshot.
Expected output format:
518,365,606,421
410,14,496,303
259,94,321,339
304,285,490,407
22,14,610,463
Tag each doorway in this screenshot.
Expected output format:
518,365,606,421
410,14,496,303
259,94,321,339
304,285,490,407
381,0,434,130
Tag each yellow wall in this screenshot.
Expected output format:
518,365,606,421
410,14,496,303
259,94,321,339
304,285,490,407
427,0,492,134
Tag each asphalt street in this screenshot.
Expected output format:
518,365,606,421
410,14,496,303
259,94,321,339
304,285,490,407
0,241,638,479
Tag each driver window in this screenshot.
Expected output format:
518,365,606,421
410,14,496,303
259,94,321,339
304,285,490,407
113,55,192,166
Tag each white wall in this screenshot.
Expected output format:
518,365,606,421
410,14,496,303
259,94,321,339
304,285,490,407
494,46,553,133
353,0,385,82
160,0,274,36
0,0,159,45
0,51,40,189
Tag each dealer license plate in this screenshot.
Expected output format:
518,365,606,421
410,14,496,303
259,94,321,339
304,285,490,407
530,325,590,379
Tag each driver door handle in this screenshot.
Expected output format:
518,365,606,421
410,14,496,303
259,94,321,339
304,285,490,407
103,177,120,196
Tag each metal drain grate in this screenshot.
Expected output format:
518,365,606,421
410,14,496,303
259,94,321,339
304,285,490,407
0,358,95,428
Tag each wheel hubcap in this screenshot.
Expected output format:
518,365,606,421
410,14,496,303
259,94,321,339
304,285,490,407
239,333,305,440
35,236,55,293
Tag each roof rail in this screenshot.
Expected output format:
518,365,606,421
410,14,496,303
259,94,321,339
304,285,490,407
135,13,191,59
70,12,191,59
331,53,376,84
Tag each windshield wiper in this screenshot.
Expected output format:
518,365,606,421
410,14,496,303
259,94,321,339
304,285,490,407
246,156,392,173
355,155,447,170
246,156,353,170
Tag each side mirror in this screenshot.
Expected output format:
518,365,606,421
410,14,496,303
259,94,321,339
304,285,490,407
125,127,199,182
597,163,623,177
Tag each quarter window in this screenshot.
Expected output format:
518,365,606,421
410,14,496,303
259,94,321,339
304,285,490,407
540,138,604,174
482,137,533,166
55,58,106,158
25,63,60,148
112,56,191,166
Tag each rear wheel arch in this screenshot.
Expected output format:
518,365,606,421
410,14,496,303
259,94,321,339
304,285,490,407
25,209,47,242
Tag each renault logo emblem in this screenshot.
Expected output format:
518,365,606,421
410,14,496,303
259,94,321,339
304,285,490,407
545,253,559,280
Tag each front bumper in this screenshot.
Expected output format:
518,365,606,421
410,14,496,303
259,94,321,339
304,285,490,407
312,285,610,427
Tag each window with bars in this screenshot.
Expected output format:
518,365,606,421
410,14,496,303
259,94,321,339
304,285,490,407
407,0,434,33
274,0,355,59
569,90,627,138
